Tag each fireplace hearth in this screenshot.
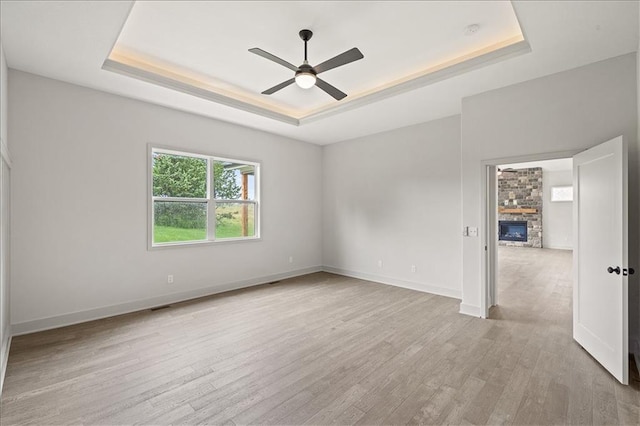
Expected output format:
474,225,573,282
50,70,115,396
499,220,528,242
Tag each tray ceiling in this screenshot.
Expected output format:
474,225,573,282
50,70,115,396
105,1,526,124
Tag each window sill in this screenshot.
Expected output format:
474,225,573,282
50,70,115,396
149,236,262,250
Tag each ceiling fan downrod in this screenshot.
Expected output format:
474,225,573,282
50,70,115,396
299,29,313,63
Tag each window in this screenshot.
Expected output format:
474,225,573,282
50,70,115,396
551,185,573,202
150,147,259,246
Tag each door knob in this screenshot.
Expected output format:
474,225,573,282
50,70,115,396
608,266,621,275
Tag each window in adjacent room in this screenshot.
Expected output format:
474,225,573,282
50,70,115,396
550,185,573,202
150,147,259,247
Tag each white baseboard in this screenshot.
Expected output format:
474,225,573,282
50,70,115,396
11,266,322,336
459,303,483,317
322,266,461,299
543,245,573,251
1,327,11,395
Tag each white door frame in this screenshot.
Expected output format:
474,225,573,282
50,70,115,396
481,149,581,318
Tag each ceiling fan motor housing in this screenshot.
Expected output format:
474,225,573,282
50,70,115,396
296,63,316,76
299,29,313,42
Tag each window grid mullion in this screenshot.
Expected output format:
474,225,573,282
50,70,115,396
213,199,257,204
152,197,207,203
207,157,216,241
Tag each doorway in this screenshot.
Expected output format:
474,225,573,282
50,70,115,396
492,158,574,310
480,150,580,315
481,137,631,385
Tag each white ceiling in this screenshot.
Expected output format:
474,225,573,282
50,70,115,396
110,1,523,119
1,1,638,145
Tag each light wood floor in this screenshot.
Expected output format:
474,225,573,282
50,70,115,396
1,247,639,425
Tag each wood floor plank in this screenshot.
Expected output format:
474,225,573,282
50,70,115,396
382,383,437,425
542,379,570,424
440,376,487,425
485,363,534,425
331,404,366,425
567,361,595,425
302,384,368,425
461,381,506,425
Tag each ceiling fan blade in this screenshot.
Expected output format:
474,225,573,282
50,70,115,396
315,78,347,100
249,48,298,72
313,47,364,74
262,78,295,95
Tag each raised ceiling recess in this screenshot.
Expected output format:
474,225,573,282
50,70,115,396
103,1,528,126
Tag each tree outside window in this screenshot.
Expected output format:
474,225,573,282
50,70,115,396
151,148,259,246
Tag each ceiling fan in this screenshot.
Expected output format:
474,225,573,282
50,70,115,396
249,29,364,101
497,168,518,175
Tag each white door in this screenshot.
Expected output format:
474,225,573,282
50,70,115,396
573,135,629,384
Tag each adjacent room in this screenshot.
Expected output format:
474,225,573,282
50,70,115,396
494,159,574,305
490,160,575,377
1,1,639,424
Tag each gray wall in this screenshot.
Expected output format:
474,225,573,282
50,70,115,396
8,70,323,332
542,170,573,250
0,37,10,391
323,116,462,298
461,53,638,333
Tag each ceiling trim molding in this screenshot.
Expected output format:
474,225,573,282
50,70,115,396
103,37,530,127
300,38,532,125
102,58,300,126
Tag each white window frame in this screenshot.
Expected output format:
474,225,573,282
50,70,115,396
550,185,573,202
149,145,260,249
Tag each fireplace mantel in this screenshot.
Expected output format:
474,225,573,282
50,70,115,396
498,207,538,214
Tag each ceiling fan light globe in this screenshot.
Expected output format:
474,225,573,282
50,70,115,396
295,72,316,89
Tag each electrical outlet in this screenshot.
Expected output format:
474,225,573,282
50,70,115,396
167,275,174,284
468,227,478,237
288,256,293,264
378,260,383,268
411,265,417,273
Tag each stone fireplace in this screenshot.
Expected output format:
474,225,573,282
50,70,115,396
498,167,542,248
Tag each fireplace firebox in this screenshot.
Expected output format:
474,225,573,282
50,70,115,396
499,220,528,242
